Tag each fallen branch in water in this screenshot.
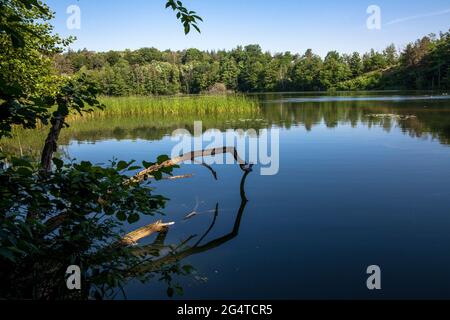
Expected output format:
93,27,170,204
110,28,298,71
150,174,194,181
165,174,193,180
128,147,249,184
120,220,175,246
44,147,250,233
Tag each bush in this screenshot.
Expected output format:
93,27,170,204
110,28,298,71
0,153,186,299
206,82,228,94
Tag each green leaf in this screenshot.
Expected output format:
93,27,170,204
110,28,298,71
192,24,201,33
52,157,64,170
153,171,163,181
117,161,128,171
116,212,127,221
157,155,170,164
127,166,141,171
0,248,17,263
16,167,32,176
143,161,154,168
127,213,140,224
11,157,33,168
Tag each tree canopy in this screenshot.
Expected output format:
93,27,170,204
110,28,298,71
53,31,450,96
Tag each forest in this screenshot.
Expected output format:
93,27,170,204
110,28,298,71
54,30,450,95
2,0,450,301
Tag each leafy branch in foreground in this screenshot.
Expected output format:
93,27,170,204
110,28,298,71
165,0,203,34
0,147,250,299
0,0,52,48
0,151,175,299
0,0,73,138
0,0,205,300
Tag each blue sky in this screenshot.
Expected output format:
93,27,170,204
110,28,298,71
46,0,450,56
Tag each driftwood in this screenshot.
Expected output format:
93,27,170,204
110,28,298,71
120,220,175,246
118,148,251,247
138,174,194,181
128,147,250,184
162,174,193,180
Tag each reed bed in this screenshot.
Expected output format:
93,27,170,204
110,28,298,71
1,95,262,158
68,94,260,120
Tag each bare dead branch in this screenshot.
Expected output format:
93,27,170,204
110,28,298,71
43,147,249,234
128,147,249,184
120,220,175,246
163,174,194,180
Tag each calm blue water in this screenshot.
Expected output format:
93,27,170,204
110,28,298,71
63,93,450,299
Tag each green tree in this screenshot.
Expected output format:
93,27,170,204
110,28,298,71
182,48,205,64
0,0,69,137
346,52,363,77
320,51,352,89
383,44,398,66
363,49,388,72
219,58,239,91
291,49,323,91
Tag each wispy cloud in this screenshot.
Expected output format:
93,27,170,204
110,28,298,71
386,8,450,26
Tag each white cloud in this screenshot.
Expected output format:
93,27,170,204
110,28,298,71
386,8,450,26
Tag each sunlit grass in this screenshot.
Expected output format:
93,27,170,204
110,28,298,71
0,95,262,158
68,94,259,120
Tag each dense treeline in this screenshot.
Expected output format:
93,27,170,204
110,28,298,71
338,31,450,91
54,30,450,95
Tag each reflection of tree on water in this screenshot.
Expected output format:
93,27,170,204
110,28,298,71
132,168,251,278
260,99,450,145
2,95,450,159
110,163,252,299
85,149,253,299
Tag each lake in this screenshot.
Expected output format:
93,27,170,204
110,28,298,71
61,92,450,299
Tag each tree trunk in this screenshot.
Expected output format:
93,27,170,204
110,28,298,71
40,114,65,173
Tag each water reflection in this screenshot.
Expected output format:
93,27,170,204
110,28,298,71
115,161,252,299
259,94,450,145
135,168,250,277
3,94,449,158
2,93,450,299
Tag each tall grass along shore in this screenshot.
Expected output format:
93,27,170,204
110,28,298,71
68,94,260,120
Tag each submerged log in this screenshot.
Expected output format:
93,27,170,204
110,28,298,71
120,220,175,246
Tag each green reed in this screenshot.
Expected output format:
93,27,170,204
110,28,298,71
0,95,262,158
68,94,259,120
